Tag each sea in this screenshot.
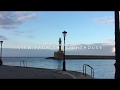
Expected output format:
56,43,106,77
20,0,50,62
2,57,115,79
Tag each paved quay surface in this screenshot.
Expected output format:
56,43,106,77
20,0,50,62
0,65,93,79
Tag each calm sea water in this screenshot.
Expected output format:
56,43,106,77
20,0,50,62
2,57,115,79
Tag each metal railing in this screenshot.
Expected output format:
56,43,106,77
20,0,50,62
20,60,27,67
83,64,94,78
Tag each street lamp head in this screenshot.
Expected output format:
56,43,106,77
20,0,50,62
0,41,3,44
62,31,67,37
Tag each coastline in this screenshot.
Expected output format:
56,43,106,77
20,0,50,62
0,65,93,79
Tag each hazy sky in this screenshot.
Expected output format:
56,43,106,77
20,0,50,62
0,11,116,57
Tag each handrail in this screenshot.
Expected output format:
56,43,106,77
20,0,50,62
83,64,94,78
20,60,27,67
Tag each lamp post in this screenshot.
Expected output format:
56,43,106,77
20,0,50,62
0,41,3,65
62,31,67,71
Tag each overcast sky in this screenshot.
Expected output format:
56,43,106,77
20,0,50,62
0,11,116,57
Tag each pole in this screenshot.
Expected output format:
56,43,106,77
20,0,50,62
114,11,120,79
62,36,66,71
0,41,3,65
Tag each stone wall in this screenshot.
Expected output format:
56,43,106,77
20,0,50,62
54,51,64,59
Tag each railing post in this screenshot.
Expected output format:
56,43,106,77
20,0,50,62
20,60,27,67
83,64,94,78
85,65,86,77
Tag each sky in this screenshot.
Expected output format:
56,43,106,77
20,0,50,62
0,11,116,57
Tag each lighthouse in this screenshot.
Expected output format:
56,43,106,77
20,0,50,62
54,38,64,59
59,38,62,51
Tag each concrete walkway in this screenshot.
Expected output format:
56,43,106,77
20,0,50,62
0,65,93,79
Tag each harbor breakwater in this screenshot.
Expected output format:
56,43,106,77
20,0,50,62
46,55,115,60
